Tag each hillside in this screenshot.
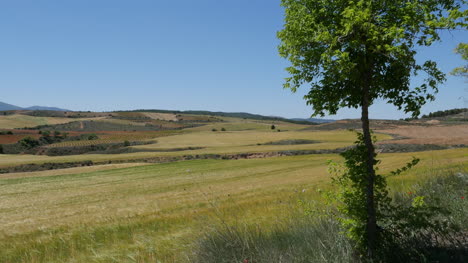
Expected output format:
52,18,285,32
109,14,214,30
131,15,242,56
0,101,70,112
0,102,23,111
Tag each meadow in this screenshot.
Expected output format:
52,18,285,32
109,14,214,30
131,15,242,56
0,111,467,262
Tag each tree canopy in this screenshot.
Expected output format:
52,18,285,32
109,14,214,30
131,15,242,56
451,42,468,78
278,0,466,257
278,0,467,118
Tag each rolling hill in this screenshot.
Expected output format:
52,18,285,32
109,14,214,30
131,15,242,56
0,101,70,111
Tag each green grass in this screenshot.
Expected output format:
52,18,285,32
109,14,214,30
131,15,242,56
0,148,466,262
189,171,468,263
0,129,391,168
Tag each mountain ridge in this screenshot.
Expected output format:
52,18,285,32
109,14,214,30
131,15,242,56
0,101,70,112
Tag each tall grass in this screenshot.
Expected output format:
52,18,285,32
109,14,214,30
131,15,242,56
189,215,357,263
189,172,468,263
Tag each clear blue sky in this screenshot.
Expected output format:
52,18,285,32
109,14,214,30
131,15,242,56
1,0,466,119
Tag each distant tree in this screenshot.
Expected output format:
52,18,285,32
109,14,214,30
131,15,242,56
221,127,226,131
6,131,13,135
278,0,465,257
19,137,40,149
0,144,3,154
271,124,276,130
451,43,468,78
41,131,51,137
124,140,131,147
87,134,99,140
211,128,217,132
53,131,61,138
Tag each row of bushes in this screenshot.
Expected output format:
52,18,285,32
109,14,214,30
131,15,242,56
44,140,155,156
0,132,99,155
421,108,467,118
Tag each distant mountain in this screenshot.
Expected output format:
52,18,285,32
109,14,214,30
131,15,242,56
291,118,335,124
0,102,23,111
25,106,71,111
0,101,70,112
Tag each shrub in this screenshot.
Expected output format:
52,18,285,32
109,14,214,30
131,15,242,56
271,124,276,130
212,128,217,132
221,127,226,131
87,134,99,140
19,137,40,149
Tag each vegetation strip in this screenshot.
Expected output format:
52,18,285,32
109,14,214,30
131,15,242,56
2,144,466,174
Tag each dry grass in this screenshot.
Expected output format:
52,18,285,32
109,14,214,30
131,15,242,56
378,124,468,145
0,148,466,262
142,112,177,121
0,163,151,179
0,114,99,129
0,130,391,168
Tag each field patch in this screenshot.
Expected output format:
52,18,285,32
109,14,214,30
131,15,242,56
378,124,468,145
0,115,86,129
143,112,178,121
0,149,466,262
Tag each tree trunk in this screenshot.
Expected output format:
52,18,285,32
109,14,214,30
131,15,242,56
361,85,377,258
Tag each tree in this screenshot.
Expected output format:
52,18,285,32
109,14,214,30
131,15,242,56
271,124,276,130
19,137,40,149
278,0,465,257
451,42,468,78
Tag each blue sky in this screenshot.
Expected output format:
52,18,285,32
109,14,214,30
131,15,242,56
1,0,466,119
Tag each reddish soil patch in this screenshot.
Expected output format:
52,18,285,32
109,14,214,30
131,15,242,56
0,130,42,144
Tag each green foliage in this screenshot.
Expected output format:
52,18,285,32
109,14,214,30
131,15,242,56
327,132,389,252
389,157,420,176
124,140,131,147
326,132,465,260
221,127,226,131
87,134,99,140
421,108,468,118
451,42,468,78
19,137,40,149
278,0,466,118
271,124,276,130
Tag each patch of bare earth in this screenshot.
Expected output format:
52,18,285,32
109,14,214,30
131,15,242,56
377,124,468,145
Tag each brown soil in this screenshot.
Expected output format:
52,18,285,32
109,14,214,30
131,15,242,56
377,125,468,145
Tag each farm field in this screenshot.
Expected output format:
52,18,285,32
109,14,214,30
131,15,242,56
0,110,467,262
0,114,96,129
1,148,467,262
0,129,391,169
